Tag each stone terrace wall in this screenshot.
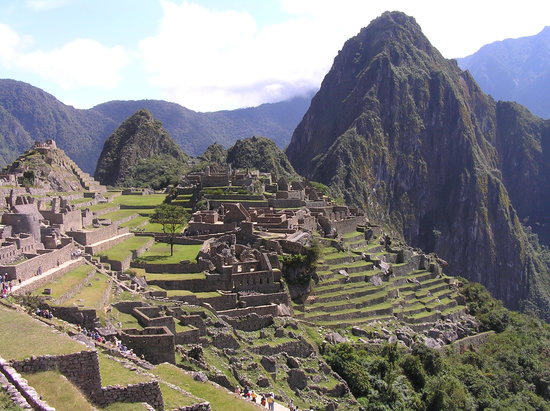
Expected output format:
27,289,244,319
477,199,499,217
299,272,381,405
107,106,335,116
85,232,135,255
217,304,279,318
100,381,163,410
49,306,98,329
332,216,365,235
240,291,290,307
137,261,202,274
175,328,200,344
2,240,78,283
448,331,495,353
13,258,85,295
120,327,175,365
10,350,103,401
68,224,119,246
221,312,274,331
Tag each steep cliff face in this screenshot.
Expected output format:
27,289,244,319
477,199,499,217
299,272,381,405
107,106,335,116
94,109,188,188
286,11,550,319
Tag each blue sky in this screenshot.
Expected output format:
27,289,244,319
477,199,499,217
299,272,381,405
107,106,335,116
1,0,549,111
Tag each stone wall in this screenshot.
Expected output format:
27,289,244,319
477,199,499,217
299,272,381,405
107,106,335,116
231,270,279,293
49,306,98,329
448,331,495,353
175,327,200,344
332,216,365,235
2,240,78,283
221,312,274,331
85,232,135,255
178,315,206,336
102,236,152,272
138,261,202,274
13,257,85,296
120,327,175,364
68,224,120,246
10,350,103,402
217,304,279,318
100,381,163,410
240,291,290,307
133,306,175,333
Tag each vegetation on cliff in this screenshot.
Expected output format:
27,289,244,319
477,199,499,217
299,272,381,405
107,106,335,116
226,136,297,179
323,281,550,410
94,109,189,188
285,11,550,320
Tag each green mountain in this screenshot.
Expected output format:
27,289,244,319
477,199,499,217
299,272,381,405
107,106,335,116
0,79,312,172
286,11,550,320
226,136,297,179
458,27,550,119
94,109,188,188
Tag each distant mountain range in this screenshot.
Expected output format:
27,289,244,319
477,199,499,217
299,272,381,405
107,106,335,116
0,79,313,172
458,27,550,119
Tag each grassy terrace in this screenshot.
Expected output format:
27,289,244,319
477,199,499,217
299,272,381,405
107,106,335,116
100,209,139,221
98,352,149,386
88,202,119,212
0,307,86,360
32,264,95,300
139,243,202,264
142,272,206,281
148,286,220,299
62,274,111,309
111,306,142,329
97,236,152,262
112,194,167,207
152,364,259,411
69,197,92,205
23,371,94,411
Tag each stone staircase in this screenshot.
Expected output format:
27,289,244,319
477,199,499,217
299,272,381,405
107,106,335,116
65,157,106,192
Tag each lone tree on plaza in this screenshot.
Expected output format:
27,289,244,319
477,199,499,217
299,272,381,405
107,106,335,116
150,204,189,256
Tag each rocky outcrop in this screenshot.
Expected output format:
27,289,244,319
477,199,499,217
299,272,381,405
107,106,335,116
286,11,550,319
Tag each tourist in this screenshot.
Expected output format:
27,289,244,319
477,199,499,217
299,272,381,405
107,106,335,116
235,386,241,396
267,393,275,410
260,396,266,407
251,390,257,403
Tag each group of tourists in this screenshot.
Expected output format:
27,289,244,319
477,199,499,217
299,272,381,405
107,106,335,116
34,307,53,319
235,386,276,409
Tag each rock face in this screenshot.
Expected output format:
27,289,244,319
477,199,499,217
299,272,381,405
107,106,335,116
226,136,297,179
458,26,550,119
94,109,188,187
286,11,550,319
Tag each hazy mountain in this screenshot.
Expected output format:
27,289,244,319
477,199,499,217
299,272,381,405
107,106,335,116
458,27,550,119
94,109,189,188
286,11,550,319
0,79,313,172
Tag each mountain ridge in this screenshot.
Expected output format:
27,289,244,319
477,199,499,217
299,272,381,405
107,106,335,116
0,79,313,172
286,11,550,319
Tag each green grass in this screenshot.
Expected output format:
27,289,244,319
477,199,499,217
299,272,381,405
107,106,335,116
62,274,111,309
100,210,139,221
0,387,22,411
101,402,150,410
120,216,149,229
97,236,152,262
152,364,259,411
139,243,202,264
69,197,93,205
111,306,142,329
113,194,167,207
0,307,86,360
143,272,206,281
23,371,94,411
32,264,95,301
88,202,119,212
98,353,150,386
140,222,168,233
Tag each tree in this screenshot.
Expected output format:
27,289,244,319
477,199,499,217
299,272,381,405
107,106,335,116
150,204,189,256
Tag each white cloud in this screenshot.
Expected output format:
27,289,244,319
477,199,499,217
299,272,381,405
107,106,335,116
26,0,71,11
0,23,130,90
140,0,550,111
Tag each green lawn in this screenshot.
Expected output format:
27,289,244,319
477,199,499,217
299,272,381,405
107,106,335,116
69,197,92,205
88,202,119,212
62,274,111,309
100,210,139,221
113,194,167,207
98,352,150,386
139,243,202,264
111,306,142,329
0,307,86,360
32,264,95,301
97,236,152,262
101,402,150,411
152,364,259,411
159,382,200,408
23,371,94,411
143,272,206,281
120,216,149,229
